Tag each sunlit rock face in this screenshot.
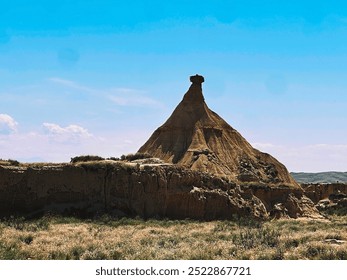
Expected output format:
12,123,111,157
139,74,298,188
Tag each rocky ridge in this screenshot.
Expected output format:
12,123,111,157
0,160,319,219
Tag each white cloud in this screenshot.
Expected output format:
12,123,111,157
0,114,18,134
43,122,92,142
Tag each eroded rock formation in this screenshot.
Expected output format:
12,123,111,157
302,183,347,213
0,161,318,219
139,74,298,187
302,183,347,203
0,75,321,219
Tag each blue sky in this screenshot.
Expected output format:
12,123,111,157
1,0,347,171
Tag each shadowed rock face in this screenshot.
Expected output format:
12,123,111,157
302,183,347,203
0,162,318,219
139,75,298,187
302,183,347,212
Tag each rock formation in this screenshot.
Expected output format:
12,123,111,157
302,183,347,203
0,161,318,219
0,75,322,220
302,183,347,213
139,74,298,187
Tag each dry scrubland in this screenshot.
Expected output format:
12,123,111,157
0,214,346,260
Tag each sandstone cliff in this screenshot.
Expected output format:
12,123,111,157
0,161,318,219
302,183,347,203
302,183,347,213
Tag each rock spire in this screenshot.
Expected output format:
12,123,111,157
139,74,298,188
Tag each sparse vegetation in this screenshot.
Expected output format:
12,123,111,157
321,205,347,216
0,159,21,166
70,155,105,163
107,157,120,161
8,159,20,166
120,153,152,161
0,214,346,260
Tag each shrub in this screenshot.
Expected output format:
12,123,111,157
8,159,20,166
1,216,49,232
19,235,34,245
322,206,347,216
0,242,28,259
70,155,105,163
0,159,20,166
107,157,120,161
120,153,152,161
232,226,280,249
2,216,26,231
303,244,347,260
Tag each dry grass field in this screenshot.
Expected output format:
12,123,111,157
0,214,346,260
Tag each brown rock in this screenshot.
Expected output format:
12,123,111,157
302,183,347,203
0,161,320,219
0,162,266,219
302,183,347,214
138,74,298,187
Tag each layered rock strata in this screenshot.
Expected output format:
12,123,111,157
0,162,318,219
302,183,347,212
139,74,298,187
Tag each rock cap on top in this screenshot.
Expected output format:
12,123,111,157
190,74,204,84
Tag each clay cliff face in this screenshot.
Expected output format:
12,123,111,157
138,75,298,187
302,183,347,212
0,162,318,219
302,183,347,203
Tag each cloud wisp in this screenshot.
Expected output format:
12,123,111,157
43,122,92,143
49,77,163,108
49,77,96,93
108,88,163,107
0,114,18,134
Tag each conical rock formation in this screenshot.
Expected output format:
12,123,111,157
139,74,298,188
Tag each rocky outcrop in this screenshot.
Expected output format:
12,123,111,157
0,161,318,219
302,183,347,203
302,183,347,213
